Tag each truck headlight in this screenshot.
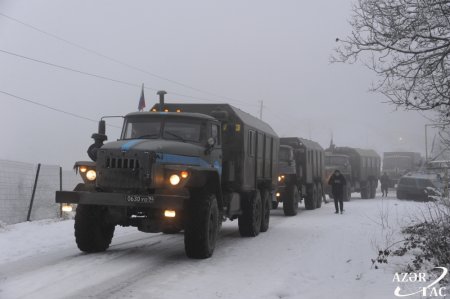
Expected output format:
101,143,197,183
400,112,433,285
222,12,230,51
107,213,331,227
86,170,97,181
169,174,181,185
62,203,73,212
278,175,285,182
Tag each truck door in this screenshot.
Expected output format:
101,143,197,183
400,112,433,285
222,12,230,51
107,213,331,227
210,123,222,175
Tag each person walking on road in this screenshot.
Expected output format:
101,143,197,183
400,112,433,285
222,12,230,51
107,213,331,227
380,172,390,197
328,169,347,214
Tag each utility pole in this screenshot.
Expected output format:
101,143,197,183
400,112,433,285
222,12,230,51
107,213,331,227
259,100,263,120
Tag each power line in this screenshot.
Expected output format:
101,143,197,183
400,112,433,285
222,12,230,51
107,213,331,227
0,89,120,128
0,48,252,106
0,11,252,106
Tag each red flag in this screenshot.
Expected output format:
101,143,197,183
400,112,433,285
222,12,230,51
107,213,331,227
138,84,146,111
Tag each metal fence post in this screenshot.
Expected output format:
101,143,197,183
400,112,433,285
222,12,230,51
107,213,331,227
59,166,63,217
27,163,41,221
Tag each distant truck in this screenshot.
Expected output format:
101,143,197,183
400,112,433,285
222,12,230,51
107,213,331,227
56,93,279,259
382,152,423,187
325,146,380,199
274,137,325,215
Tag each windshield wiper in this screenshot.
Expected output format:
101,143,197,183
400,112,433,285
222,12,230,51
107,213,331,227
165,131,186,142
136,134,159,139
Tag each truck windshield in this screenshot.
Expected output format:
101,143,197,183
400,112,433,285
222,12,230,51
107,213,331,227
325,155,348,166
122,117,203,143
163,120,202,142
383,157,412,170
279,147,292,161
122,118,161,139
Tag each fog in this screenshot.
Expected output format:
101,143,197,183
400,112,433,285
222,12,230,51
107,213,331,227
0,0,433,169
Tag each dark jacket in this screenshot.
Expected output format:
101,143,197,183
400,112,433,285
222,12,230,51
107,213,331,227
328,172,347,196
380,174,390,187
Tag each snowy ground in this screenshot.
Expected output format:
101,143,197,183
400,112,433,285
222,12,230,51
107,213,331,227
0,194,441,299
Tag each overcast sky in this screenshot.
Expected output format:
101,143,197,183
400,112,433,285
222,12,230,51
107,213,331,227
0,0,435,169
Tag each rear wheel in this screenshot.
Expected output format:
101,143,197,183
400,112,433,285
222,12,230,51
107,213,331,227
343,185,351,202
305,184,317,210
360,182,369,199
283,184,299,216
260,189,271,232
184,189,219,259
272,201,279,209
370,180,377,198
315,183,323,208
238,191,262,237
75,205,115,253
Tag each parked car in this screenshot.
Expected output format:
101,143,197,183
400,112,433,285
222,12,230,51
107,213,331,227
396,173,443,201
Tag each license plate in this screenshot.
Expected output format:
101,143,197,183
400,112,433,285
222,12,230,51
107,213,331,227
126,195,154,204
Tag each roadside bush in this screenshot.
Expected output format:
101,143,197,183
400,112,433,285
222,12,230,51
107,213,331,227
372,195,450,280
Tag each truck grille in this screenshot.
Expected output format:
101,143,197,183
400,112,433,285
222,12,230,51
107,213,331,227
105,157,140,169
96,150,154,191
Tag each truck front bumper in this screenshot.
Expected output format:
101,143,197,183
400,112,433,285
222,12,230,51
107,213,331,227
55,189,190,210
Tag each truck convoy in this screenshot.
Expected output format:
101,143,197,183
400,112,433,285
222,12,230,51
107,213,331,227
274,137,325,215
56,93,279,259
324,145,380,200
382,152,422,187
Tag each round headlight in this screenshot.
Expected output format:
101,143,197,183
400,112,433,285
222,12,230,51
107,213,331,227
86,170,97,181
169,174,181,185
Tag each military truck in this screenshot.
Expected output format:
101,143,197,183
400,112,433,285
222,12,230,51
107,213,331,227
325,146,380,199
273,137,325,215
382,152,423,187
56,93,279,259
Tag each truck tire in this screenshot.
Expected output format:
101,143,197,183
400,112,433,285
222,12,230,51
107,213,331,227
272,201,279,209
360,182,369,199
184,190,219,259
344,185,351,202
396,191,405,199
238,191,262,237
283,184,299,216
304,184,317,210
260,189,270,232
369,180,377,199
316,183,322,208
75,205,115,253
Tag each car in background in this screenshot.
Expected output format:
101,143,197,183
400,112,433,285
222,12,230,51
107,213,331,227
396,173,443,201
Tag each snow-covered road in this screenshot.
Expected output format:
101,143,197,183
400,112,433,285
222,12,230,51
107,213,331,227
0,195,426,299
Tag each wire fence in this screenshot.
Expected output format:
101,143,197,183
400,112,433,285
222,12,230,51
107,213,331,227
0,160,81,225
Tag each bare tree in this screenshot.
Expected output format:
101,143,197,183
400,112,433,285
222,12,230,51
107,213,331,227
333,0,450,126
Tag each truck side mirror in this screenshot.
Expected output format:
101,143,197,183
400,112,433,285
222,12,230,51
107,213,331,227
204,137,216,155
88,119,108,161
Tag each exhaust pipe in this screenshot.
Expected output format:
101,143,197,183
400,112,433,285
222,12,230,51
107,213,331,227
157,90,167,112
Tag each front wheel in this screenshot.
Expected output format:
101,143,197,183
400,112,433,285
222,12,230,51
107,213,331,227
184,189,219,259
75,205,115,253
283,184,299,216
